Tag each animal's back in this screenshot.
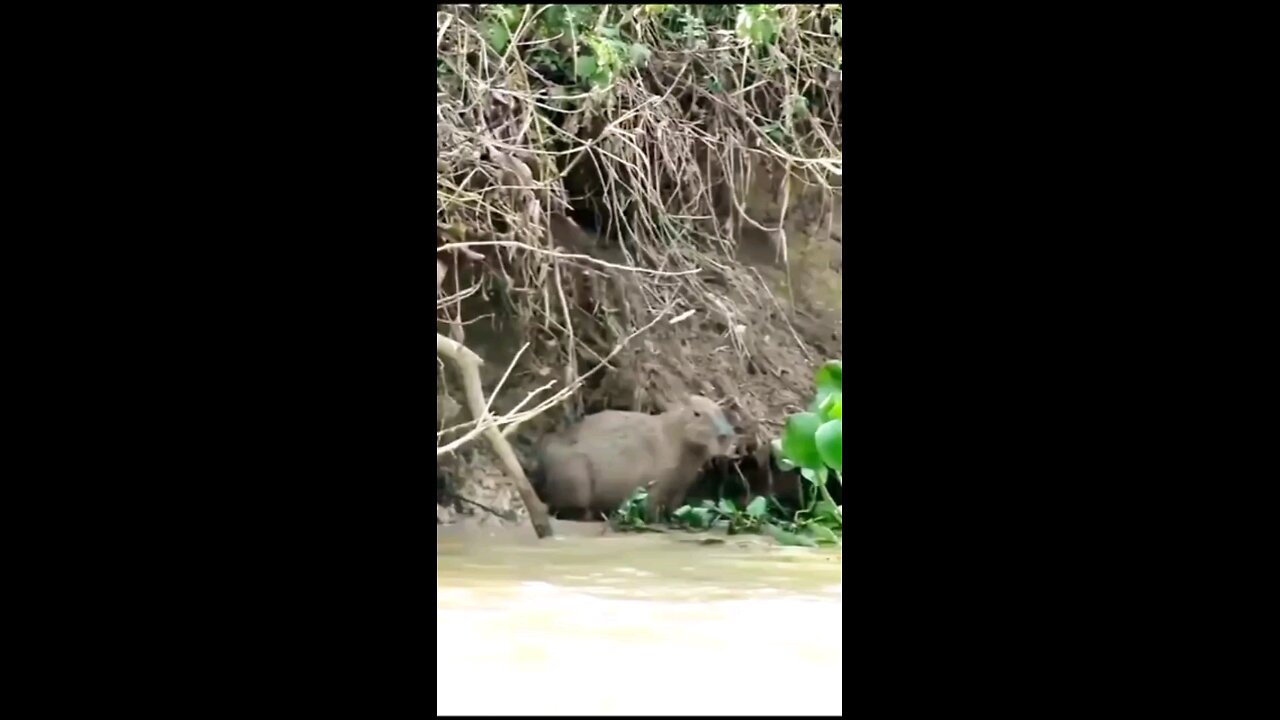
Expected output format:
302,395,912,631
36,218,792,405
537,409,671,515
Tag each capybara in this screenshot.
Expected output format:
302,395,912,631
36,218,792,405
536,395,736,522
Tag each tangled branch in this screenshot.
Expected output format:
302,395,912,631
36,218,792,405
436,4,842,505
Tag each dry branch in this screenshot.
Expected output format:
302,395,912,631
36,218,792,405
435,4,842,511
435,332,554,539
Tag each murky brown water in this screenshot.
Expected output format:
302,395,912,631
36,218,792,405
437,520,842,716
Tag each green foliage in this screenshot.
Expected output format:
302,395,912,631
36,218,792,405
781,361,841,473
614,486,653,530
782,412,824,470
736,5,780,46
815,419,841,475
471,3,840,98
775,359,843,538
609,357,843,548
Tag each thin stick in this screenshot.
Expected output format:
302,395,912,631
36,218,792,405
435,332,554,539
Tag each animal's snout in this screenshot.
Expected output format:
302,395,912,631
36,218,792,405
713,415,734,438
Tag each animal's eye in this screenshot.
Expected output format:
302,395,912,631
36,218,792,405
693,411,702,417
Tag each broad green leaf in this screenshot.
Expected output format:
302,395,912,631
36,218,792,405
770,438,797,471
816,359,842,385
574,55,598,80
752,15,777,45
815,419,841,474
814,360,842,407
763,522,818,547
690,507,713,528
807,523,839,544
819,390,842,420
746,496,768,519
800,466,828,486
486,22,510,54
717,498,737,515
590,68,613,88
782,412,824,469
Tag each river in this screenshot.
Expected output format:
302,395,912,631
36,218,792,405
437,520,842,715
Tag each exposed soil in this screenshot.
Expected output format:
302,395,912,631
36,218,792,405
438,178,842,525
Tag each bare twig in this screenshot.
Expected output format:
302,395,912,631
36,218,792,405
437,239,701,277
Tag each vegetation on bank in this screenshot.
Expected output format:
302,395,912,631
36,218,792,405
437,5,842,538
614,360,843,546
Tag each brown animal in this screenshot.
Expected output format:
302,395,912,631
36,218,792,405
536,395,736,523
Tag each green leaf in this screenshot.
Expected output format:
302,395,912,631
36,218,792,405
806,523,839,544
814,360,842,407
590,68,613,88
815,419,841,474
574,55,598,80
763,522,818,547
819,390,842,420
813,499,839,521
752,15,777,45
800,466,828,486
717,498,737,515
486,22,510,54
629,43,651,67
746,496,768,519
782,412,824,469
690,507,713,529
770,438,797,471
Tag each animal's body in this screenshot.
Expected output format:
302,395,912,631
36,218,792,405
536,396,735,522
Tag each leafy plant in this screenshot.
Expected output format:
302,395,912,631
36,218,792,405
608,358,843,548
614,486,655,530
736,5,781,46
611,353,849,543
771,359,842,541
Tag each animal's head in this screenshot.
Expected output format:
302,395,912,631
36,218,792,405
678,395,736,456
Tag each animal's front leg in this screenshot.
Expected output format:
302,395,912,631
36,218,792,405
667,483,692,515
645,483,667,525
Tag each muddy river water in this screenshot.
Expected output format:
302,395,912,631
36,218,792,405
437,520,842,715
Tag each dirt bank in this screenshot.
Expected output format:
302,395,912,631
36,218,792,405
435,5,841,525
